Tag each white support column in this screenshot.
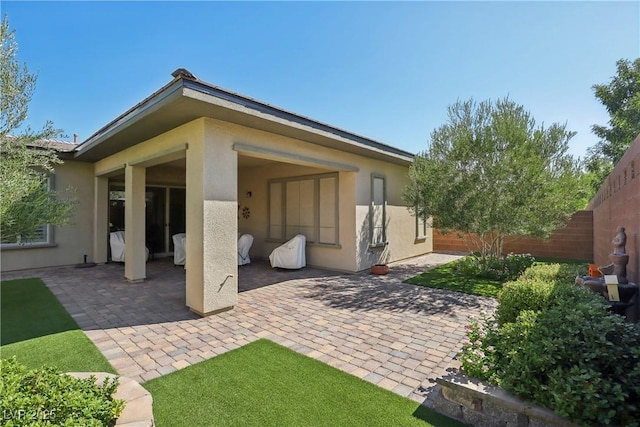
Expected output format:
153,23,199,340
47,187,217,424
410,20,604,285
186,119,238,316
93,176,109,263
124,164,146,282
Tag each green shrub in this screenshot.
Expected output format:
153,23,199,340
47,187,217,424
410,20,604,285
520,262,585,285
496,263,592,325
500,293,640,426
459,313,500,381
0,357,125,426
452,253,535,282
460,284,640,426
496,278,555,324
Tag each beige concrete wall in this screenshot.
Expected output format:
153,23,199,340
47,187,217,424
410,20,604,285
238,162,358,272
354,160,433,271
1,161,95,271
225,118,430,272
110,166,186,187
2,116,432,278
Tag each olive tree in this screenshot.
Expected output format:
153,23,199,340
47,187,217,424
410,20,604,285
0,15,76,242
586,58,640,192
403,98,587,258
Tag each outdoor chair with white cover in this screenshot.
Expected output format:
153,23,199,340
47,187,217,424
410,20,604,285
269,234,306,269
237,233,254,266
109,231,149,262
172,233,186,266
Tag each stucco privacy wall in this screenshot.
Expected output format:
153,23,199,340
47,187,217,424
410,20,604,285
1,161,95,272
588,134,640,288
229,118,431,272
432,210,594,261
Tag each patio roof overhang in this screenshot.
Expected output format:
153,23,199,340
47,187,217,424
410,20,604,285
73,70,415,166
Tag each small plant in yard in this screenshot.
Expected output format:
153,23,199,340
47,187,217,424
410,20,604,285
452,253,535,282
0,357,125,426
459,313,500,381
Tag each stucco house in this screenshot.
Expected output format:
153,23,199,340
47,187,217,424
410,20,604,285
1,69,432,316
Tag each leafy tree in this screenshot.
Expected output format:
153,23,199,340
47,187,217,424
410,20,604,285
586,58,640,192
0,15,76,242
404,98,587,258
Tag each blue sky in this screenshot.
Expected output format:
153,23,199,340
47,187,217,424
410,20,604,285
4,1,639,159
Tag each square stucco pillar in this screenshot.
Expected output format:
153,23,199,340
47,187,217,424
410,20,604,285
185,121,238,316
93,176,109,263
124,164,146,282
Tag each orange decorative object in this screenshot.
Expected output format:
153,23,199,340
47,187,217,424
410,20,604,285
588,264,601,278
371,264,390,275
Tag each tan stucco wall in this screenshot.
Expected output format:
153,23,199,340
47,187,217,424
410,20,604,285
354,159,433,271
226,118,431,272
2,116,432,278
238,162,358,272
1,161,95,272
110,166,186,187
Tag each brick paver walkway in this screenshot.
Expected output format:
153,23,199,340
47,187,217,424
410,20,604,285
2,253,496,404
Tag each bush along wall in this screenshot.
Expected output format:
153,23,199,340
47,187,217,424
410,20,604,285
460,264,640,427
0,357,125,426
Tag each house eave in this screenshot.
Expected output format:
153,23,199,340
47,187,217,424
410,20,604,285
73,74,415,165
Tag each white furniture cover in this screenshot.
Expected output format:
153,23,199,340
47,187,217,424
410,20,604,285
172,233,186,266
109,231,149,262
269,234,306,269
237,233,254,266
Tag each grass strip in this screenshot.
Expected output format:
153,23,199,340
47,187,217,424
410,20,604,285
1,278,115,373
144,339,464,427
404,259,503,298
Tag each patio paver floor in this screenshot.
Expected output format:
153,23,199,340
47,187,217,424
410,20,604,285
2,253,496,405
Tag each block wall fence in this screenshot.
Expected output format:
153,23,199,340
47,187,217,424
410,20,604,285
588,134,640,288
432,210,594,261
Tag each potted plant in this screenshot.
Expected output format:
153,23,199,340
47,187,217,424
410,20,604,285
370,245,390,275
371,263,390,275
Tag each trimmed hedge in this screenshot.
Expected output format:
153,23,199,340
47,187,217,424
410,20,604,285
0,357,125,426
496,263,587,324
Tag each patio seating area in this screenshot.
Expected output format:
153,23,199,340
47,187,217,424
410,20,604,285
1,253,496,405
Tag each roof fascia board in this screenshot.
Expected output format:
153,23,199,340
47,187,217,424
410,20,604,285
74,79,185,158
182,81,415,164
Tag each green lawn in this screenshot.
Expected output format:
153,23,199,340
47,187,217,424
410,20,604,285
405,259,503,298
144,339,465,427
0,278,115,373
404,257,590,298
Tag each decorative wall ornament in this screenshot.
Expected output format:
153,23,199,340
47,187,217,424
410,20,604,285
242,206,250,219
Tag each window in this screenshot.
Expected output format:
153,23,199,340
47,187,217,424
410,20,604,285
268,173,338,245
416,212,427,241
1,177,53,247
370,174,387,247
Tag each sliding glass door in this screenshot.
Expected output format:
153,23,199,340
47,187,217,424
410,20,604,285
108,185,186,256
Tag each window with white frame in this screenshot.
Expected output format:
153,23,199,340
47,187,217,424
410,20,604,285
370,174,387,247
268,173,339,245
1,177,53,247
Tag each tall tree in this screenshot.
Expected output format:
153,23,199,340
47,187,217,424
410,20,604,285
586,58,640,191
0,15,76,243
403,98,587,258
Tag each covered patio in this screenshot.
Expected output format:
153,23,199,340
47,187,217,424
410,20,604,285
1,253,496,404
